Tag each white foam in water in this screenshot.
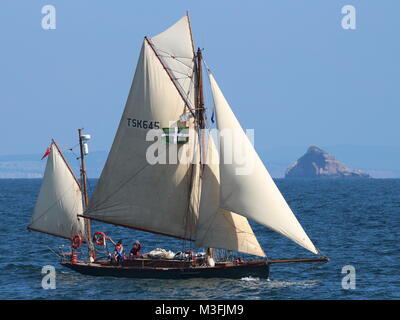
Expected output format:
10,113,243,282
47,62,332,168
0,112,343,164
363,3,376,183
266,280,318,288
240,276,260,281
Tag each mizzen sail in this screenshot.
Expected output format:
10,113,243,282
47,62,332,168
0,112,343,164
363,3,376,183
29,142,85,240
209,74,318,255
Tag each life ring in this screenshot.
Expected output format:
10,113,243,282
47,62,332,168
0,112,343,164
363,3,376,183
71,234,82,250
93,232,107,246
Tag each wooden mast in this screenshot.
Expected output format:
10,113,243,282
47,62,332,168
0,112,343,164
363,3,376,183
188,11,214,259
78,128,94,259
195,47,205,130
194,46,215,259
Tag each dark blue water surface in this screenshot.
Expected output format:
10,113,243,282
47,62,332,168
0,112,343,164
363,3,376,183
0,179,399,299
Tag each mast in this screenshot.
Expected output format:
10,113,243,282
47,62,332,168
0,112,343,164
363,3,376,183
78,128,94,259
195,47,205,130
195,47,215,259
195,47,207,171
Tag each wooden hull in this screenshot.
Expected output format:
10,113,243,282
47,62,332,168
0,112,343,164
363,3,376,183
60,259,269,279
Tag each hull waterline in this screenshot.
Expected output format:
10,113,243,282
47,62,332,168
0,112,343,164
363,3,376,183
60,260,269,279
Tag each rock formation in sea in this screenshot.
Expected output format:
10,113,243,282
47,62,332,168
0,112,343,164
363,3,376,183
285,146,370,179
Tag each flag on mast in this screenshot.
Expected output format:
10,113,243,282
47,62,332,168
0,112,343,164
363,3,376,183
41,146,51,160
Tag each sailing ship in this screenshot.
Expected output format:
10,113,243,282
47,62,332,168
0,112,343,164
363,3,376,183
28,14,328,279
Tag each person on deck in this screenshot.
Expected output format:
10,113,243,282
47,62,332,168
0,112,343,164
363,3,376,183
130,240,142,258
114,240,124,265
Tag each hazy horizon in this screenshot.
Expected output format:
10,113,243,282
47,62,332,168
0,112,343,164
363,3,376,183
1,144,399,179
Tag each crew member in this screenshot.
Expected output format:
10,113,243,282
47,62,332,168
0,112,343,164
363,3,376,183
130,240,142,258
114,240,124,265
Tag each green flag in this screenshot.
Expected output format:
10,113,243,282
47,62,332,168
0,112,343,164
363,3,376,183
162,126,189,144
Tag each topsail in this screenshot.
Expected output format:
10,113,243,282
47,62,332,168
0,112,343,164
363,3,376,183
151,15,196,106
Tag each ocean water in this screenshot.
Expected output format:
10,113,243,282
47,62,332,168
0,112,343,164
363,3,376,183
0,178,399,300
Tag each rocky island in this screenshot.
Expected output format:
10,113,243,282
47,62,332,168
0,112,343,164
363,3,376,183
285,146,370,179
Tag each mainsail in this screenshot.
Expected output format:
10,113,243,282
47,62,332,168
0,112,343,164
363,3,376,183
87,16,198,240
209,74,319,255
29,142,85,240
195,136,266,257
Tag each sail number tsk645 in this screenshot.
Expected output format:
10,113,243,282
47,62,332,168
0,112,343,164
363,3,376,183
127,117,160,129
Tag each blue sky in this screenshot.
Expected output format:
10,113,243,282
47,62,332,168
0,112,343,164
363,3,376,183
1,1,399,158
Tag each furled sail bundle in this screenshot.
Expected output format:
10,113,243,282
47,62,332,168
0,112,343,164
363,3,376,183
28,142,85,240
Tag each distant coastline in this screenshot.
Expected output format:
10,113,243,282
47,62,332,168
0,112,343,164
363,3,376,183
1,145,399,179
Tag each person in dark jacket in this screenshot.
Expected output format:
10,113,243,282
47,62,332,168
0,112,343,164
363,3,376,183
130,240,142,258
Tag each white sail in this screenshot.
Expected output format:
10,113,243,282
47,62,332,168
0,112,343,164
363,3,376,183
29,143,85,240
87,30,197,240
195,136,266,257
209,74,318,254
186,138,202,240
151,15,195,106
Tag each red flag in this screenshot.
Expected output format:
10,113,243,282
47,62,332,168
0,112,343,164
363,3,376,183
41,146,51,160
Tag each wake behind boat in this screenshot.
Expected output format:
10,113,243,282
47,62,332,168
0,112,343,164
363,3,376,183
28,13,328,280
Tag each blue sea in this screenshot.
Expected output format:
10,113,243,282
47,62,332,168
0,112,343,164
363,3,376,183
0,178,399,300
